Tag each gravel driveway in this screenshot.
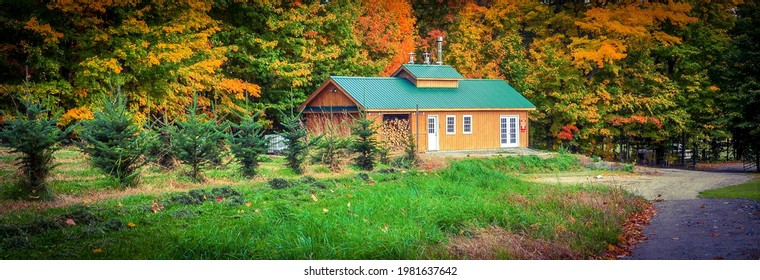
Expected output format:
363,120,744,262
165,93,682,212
530,167,759,259
530,168,753,200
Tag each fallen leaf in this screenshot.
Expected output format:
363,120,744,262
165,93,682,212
323,208,329,213
245,202,252,207
346,194,353,198
65,218,76,226
710,232,720,237
151,203,161,213
347,202,351,207
672,237,679,240
255,209,260,214
127,222,136,228
700,204,705,209
92,248,103,253
216,196,224,202
369,180,375,185
311,194,318,202
117,202,123,207
568,215,576,223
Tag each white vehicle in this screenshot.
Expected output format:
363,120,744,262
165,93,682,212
265,134,287,154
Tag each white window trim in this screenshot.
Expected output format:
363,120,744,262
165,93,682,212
446,115,456,135
463,115,472,134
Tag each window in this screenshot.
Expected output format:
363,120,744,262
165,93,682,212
446,115,455,134
463,115,472,134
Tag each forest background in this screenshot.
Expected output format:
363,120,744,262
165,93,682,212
1,0,757,162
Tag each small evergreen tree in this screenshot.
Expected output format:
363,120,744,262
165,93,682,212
228,114,269,177
169,96,226,182
279,110,310,174
78,92,157,187
311,134,350,172
350,114,379,171
404,131,417,164
0,99,71,200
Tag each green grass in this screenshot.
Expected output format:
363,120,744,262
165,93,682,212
699,178,760,201
0,148,642,259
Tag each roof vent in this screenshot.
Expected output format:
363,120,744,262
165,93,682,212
408,52,415,64
423,53,431,65
436,36,443,65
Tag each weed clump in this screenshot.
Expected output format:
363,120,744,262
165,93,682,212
104,219,124,231
61,209,101,226
2,235,33,250
169,186,245,206
170,191,207,205
268,178,292,189
299,176,326,189
355,173,371,183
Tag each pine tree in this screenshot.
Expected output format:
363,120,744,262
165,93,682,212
228,114,269,178
350,114,378,171
0,97,71,200
169,95,227,182
278,110,310,174
78,89,157,187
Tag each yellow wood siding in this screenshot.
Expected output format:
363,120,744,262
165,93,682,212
416,79,458,88
307,83,357,107
404,110,529,151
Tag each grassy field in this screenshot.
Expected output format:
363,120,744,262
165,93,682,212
699,178,760,201
0,147,643,259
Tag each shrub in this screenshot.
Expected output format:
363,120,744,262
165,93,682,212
228,114,268,177
78,92,158,187
168,95,226,182
0,98,72,200
350,114,378,171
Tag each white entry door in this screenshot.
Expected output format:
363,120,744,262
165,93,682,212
428,115,439,151
500,116,519,148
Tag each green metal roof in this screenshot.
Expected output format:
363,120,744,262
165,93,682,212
330,76,535,110
399,64,464,79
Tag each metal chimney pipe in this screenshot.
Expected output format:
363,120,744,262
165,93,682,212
423,53,430,65
436,36,443,65
408,52,415,64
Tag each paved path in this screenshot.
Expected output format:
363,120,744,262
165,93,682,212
626,199,760,260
